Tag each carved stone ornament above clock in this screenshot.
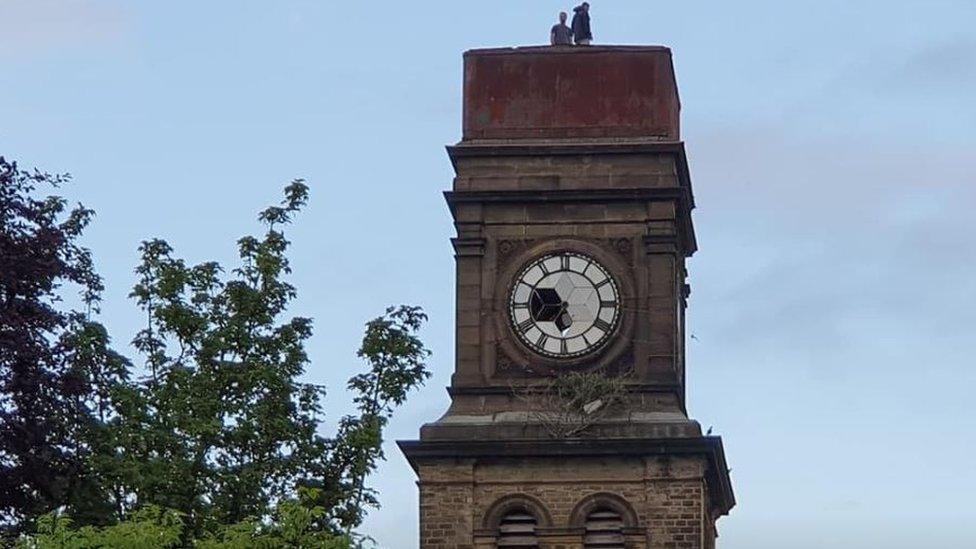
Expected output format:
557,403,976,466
497,237,635,268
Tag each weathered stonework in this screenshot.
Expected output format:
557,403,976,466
402,441,729,549
400,46,734,549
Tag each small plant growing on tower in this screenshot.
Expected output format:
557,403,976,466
513,370,630,439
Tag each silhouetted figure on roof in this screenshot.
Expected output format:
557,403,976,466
550,11,573,45
571,3,592,45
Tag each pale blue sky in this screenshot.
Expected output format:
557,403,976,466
2,1,975,547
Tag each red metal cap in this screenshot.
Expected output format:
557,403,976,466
462,46,680,141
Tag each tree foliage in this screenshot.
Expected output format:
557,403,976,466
0,157,128,530
18,489,348,549
99,181,329,532
2,163,432,546
325,306,430,532
18,506,184,549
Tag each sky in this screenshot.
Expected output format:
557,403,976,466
1,1,974,547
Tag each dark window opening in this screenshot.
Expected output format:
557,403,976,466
497,509,538,547
584,508,625,548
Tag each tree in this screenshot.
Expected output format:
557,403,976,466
95,181,328,532
0,157,126,532
323,305,431,532
19,296,430,547
91,181,431,540
17,506,184,549
6,169,432,545
18,489,348,549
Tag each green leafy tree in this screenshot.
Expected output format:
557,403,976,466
92,181,430,540
195,488,349,549
18,506,184,549
9,174,431,545
321,306,431,532
19,490,348,549
0,157,128,533
100,180,327,532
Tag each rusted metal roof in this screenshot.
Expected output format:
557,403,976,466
462,46,680,141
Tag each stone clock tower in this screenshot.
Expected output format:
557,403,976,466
399,46,735,549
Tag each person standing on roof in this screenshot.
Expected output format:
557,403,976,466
571,3,592,45
550,11,573,45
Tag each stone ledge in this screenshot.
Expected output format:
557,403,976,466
418,415,702,442
398,436,735,517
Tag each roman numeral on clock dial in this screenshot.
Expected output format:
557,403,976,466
593,318,612,332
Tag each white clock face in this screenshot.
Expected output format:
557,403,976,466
509,252,620,358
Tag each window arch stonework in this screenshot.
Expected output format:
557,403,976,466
482,494,553,530
568,492,639,529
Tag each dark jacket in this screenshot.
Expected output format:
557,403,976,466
571,6,592,41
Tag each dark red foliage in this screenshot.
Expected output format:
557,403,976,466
0,157,102,530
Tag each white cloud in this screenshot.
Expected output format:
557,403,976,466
884,36,976,91
689,129,976,365
0,0,131,58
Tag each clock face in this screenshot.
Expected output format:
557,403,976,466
509,252,620,358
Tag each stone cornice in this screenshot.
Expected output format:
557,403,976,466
444,141,697,255
397,436,735,517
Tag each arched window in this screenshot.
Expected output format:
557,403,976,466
584,507,625,548
484,495,550,548
570,493,637,547
497,508,538,547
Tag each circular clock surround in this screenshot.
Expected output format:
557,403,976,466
508,251,620,358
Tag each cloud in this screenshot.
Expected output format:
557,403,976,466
752,35,976,140
688,129,976,369
883,36,976,91
0,0,131,58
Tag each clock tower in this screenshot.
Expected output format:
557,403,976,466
399,46,735,549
